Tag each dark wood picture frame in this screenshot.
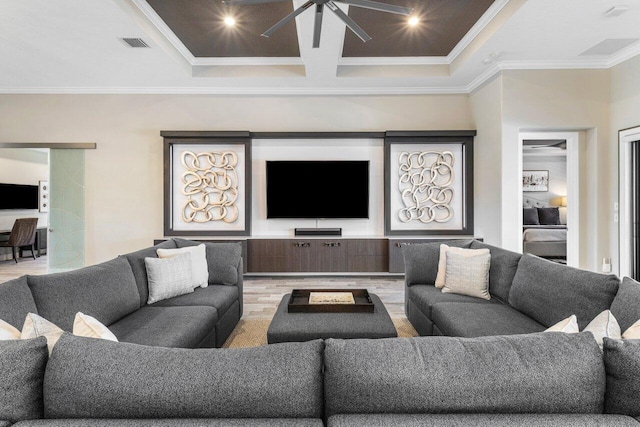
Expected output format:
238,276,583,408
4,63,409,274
384,131,475,236
162,131,252,237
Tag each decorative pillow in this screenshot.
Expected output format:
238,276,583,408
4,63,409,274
622,319,640,340
157,244,209,289
0,319,21,340
604,338,640,417
73,312,118,342
584,310,621,349
145,252,195,305
21,313,64,355
441,250,491,300
537,207,561,225
435,245,490,289
523,208,540,225
545,315,579,333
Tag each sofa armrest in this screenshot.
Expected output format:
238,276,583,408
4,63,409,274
236,257,243,316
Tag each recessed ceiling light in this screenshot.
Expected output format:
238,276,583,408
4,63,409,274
408,16,419,27
224,16,236,26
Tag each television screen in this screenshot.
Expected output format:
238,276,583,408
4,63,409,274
0,183,39,210
267,161,369,219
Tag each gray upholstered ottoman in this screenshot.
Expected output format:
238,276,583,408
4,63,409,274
267,293,397,344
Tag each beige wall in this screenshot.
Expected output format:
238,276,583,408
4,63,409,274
0,94,473,264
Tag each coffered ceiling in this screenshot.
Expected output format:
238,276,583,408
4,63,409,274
0,0,639,94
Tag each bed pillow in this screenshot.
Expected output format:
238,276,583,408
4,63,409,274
538,207,561,225
523,208,540,225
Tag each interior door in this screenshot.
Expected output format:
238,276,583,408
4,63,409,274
48,149,85,272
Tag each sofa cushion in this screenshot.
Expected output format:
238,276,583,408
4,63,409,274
27,257,140,331
121,239,178,307
327,414,640,427
604,338,640,417
13,420,323,427
44,334,324,419
174,238,242,286
0,276,38,329
108,306,217,348
407,284,499,319
0,337,48,423
509,254,620,329
431,302,546,337
610,277,640,331
324,333,604,417
469,240,522,303
402,240,472,286
152,285,239,316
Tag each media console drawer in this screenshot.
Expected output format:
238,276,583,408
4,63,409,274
248,239,388,273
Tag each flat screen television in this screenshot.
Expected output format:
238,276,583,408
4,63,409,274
266,160,369,219
0,183,39,210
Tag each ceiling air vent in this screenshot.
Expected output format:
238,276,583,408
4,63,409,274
121,38,150,48
580,39,638,56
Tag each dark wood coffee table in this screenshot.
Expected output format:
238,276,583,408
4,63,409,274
266,292,397,344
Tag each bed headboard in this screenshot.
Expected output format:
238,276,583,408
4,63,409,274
523,196,549,208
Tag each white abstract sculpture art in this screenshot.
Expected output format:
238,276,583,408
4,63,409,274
181,151,239,224
398,151,454,223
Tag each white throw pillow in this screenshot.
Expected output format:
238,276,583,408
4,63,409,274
435,245,490,289
73,312,118,342
21,313,64,354
622,319,640,340
545,315,579,333
0,319,21,340
441,249,491,300
145,252,195,305
157,244,209,289
584,310,621,349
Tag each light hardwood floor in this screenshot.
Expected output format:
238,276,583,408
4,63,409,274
0,258,407,319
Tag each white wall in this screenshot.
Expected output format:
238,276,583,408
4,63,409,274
0,148,48,259
522,155,567,205
0,94,473,265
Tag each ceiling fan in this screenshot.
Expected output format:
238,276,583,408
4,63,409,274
221,0,413,48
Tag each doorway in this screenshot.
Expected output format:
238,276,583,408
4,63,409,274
518,131,580,267
619,126,640,278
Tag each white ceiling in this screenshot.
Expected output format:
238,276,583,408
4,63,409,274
0,0,639,95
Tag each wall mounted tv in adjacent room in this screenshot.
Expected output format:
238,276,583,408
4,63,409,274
0,183,39,210
266,161,369,219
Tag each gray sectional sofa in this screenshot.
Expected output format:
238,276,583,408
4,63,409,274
2,330,640,426
0,238,243,348
403,239,638,338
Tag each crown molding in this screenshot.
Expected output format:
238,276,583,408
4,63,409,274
607,40,640,68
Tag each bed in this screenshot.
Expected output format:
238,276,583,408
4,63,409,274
523,197,567,258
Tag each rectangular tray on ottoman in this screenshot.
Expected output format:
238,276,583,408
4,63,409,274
267,292,397,344
288,289,375,313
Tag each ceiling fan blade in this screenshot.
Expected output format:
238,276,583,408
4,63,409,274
313,4,324,48
327,1,371,42
222,0,290,5
262,0,314,38
339,0,413,16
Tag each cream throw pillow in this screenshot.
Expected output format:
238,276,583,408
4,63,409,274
584,310,621,349
622,319,640,340
157,244,209,288
545,315,579,333
435,245,490,289
73,312,118,342
21,313,64,354
0,319,21,340
441,250,491,300
145,252,195,304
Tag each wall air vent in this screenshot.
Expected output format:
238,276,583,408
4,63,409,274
121,38,150,48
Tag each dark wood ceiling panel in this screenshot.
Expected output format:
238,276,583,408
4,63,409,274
342,0,495,57
146,0,300,57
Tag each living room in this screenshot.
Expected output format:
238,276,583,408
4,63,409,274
1,0,640,426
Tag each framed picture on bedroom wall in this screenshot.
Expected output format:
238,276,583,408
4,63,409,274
384,131,475,236
162,131,252,236
523,170,549,192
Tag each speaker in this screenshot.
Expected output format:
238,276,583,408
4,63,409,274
294,228,342,236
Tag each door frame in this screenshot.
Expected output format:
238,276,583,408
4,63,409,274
518,131,580,267
619,125,640,278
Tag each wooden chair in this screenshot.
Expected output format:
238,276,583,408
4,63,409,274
0,218,38,263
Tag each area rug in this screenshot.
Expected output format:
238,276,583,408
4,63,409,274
223,317,418,348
